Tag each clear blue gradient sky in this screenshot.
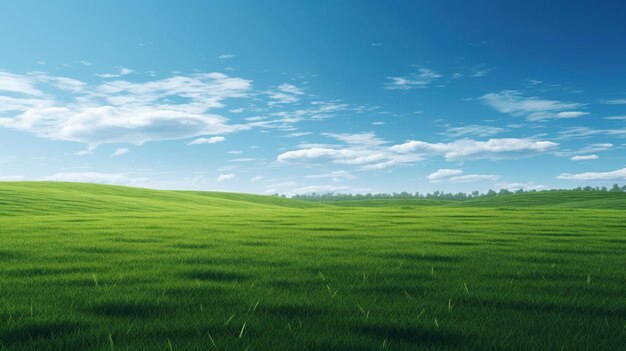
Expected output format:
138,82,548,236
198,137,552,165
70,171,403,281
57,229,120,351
1,0,625,194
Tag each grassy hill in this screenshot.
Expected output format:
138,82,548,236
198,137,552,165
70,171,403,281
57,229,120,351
2,182,624,214
0,182,625,350
0,182,320,216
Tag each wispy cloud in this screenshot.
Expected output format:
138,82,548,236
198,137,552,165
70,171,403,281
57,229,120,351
111,148,129,157
557,167,626,180
558,127,626,139
601,98,626,105
555,143,613,157
481,90,585,121
605,115,626,120
0,71,43,95
188,136,226,145
96,67,134,78
427,169,463,182
267,83,304,105
217,173,236,182
570,154,598,161
443,124,506,138
427,169,498,183
385,67,441,90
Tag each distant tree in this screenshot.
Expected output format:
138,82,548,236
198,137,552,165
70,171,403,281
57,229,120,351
498,189,512,196
286,184,625,201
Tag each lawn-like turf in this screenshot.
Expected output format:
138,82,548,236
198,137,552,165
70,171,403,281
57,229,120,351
0,182,625,350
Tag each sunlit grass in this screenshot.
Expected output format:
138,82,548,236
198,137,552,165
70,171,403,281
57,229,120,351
0,182,624,350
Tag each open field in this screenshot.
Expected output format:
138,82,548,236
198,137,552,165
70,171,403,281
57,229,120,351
0,182,625,350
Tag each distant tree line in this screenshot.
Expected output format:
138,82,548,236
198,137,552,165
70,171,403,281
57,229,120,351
286,184,626,202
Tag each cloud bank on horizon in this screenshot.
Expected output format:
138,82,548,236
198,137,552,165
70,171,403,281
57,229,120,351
1,1,625,194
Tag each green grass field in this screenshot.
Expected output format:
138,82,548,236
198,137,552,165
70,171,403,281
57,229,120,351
1,182,625,350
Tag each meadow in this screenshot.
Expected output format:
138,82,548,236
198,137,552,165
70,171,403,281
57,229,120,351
0,182,625,350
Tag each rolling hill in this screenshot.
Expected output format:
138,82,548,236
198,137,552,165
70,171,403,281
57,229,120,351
0,182,624,350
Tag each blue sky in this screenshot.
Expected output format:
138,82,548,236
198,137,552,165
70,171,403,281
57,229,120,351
1,0,625,194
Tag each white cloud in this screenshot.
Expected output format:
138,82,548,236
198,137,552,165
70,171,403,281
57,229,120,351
218,54,236,60
111,148,129,157
0,71,43,95
390,138,557,161
0,71,252,148
217,173,236,182
557,167,626,181
427,169,498,183
601,98,626,105
556,111,588,118
96,67,133,78
0,95,52,113
76,145,97,156
385,68,441,90
277,132,422,171
267,83,304,105
555,144,612,158
606,115,626,120
471,66,493,77
284,132,312,138
188,136,226,145
481,90,584,121
570,155,598,161
80,60,92,66
427,169,463,182
262,101,351,128
251,176,263,182
279,134,556,171
323,132,386,146
44,172,149,186
278,148,340,162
